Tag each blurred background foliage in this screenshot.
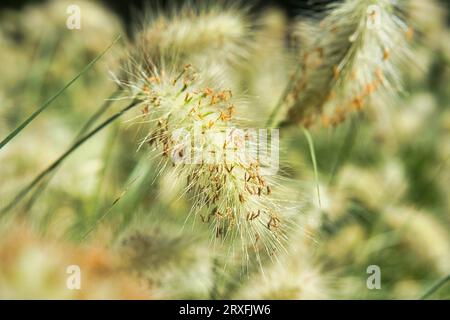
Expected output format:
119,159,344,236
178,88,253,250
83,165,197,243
0,0,449,299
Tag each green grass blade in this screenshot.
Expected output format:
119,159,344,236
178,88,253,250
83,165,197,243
0,36,121,151
302,127,322,208
265,63,302,128
0,99,140,216
23,89,121,211
420,274,450,300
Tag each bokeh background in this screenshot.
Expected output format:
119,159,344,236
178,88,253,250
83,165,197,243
0,0,449,299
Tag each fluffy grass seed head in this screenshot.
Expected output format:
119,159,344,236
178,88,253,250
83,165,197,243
287,0,415,128
0,224,147,299
120,62,294,258
119,226,214,298
131,1,253,69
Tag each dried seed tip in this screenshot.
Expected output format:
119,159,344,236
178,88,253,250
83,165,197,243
287,0,416,128
405,26,415,42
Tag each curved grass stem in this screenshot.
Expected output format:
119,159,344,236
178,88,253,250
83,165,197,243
0,98,140,216
420,274,450,300
302,127,321,208
23,89,121,212
0,36,121,151
265,63,302,128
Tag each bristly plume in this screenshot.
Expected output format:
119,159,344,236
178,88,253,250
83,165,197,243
284,0,415,128
119,61,298,259
130,1,253,70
